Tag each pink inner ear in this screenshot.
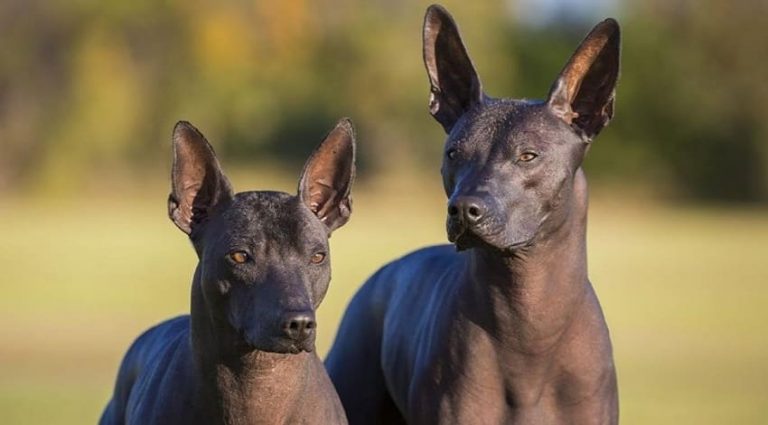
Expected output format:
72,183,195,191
170,122,234,236
549,79,579,124
297,118,355,232
562,109,580,125
547,20,619,138
173,154,207,228
309,180,339,220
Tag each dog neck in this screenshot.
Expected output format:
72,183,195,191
461,168,590,357
189,271,311,425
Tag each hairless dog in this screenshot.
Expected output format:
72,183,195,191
101,119,355,425
327,5,619,424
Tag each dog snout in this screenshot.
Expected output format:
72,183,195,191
280,310,316,342
448,196,487,226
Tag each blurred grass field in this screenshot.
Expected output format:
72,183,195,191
1,172,767,424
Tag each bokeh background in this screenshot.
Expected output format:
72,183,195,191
1,0,766,423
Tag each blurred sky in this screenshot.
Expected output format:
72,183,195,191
513,0,621,26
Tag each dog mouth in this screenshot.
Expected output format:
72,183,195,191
448,220,534,253
451,230,483,251
447,217,475,248
236,340,314,355
281,339,315,354
454,232,532,254
237,332,315,355
450,225,505,252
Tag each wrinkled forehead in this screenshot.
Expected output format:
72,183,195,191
220,191,323,245
451,100,570,146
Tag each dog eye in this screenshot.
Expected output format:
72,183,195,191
519,152,538,162
446,148,457,160
310,252,326,264
228,251,250,264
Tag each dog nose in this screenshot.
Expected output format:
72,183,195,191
448,196,486,225
280,311,316,342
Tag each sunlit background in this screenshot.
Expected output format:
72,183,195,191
1,0,766,424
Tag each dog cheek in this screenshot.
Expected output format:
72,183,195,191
225,296,243,331
551,174,572,211
442,169,456,198
523,176,540,190
311,271,331,308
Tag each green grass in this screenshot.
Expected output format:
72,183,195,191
1,175,767,424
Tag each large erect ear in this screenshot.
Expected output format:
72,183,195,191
547,18,620,140
168,121,234,237
298,118,356,233
423,4,483,133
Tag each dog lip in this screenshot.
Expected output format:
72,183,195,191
285,340,314,354
450,223,534,253
506,238,534,251
452,229,485,251
240,340,313,355
281,334,316,354
448,218,494,247
446,219,465,243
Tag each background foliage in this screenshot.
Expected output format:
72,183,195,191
1,0,766,200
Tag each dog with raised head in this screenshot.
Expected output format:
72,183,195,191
326,5,620,424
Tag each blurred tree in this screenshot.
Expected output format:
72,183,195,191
619,0,768,200
0,0,765,201
503,0,768,201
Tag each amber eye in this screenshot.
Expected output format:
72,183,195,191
310,252,326,264
229,251,249,264
519,152,538,162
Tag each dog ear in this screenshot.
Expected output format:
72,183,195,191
423,4,483,133
168,121,234,237
298,118,356,234
547,18,620,141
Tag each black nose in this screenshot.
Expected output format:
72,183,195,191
280,311,316,342
448,196,486,225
